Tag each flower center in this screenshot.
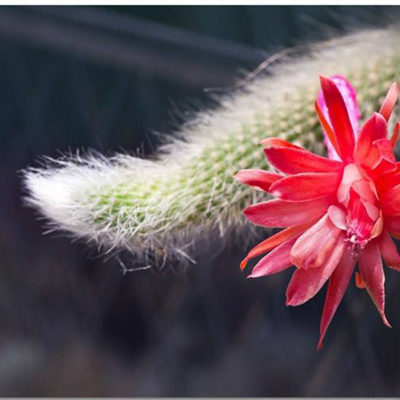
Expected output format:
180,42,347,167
337,163,382,251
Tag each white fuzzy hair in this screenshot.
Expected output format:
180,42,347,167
23,27,400,266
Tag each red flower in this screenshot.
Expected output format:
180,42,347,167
235,75,400,349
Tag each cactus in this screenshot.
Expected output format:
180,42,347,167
24,28,400,266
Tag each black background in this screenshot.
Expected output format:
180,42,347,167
1,5,400,396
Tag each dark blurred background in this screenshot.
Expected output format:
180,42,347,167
1,5,400,396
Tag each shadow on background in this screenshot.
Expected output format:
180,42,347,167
0,5,400,396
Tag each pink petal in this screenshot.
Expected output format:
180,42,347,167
379,82,399,122
240,223,311,270
317,75,360,160
286,233,346,306
327,205,347,230
234,169,282,192
248,236,298,278
319,75,356,162
318,246,357,350
243,197,331,228
290,215,343,270
358,242,391,327
269,172,340,201
379,230,400,271
351,178,377,205
264,146,343,175
336,163,364,206
370,213,384,240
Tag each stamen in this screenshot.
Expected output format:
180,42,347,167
345,230,368,256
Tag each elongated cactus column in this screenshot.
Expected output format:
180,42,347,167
24,29,400,265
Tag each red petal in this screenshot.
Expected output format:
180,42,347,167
364,137,396,170
248,236,298,278
314,100,341,158
379,81,399,122
286,233,345,306
318,246,357,350
354,113,387,164
320,75,355,162
260,137,302,149
355,272,367,289
379,230,400,271
385,215,400,234
375,166,400,195
269,172,340,201
358,242,391,327
391,232,400,240
380,184,400,215
244,197,332,228
264,147,343,175
369,139,397,177
234,169,282,192
290,215,343,270
240,223,312,270
391,123,400,148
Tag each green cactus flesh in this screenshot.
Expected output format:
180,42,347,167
24,29,400,262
